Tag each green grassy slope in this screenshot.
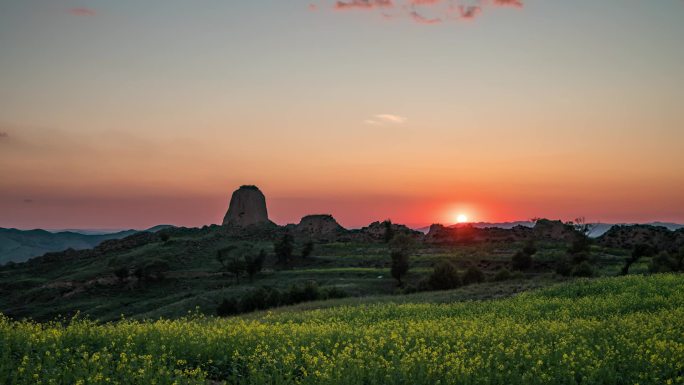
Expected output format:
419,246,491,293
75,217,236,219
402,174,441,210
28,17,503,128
0,223,645,322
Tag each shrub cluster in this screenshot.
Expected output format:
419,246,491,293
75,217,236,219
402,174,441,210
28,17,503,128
217,281,347,316
424,262,486,291
511,241,537,271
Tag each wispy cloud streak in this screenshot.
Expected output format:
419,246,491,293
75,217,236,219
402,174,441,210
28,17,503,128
68,7,96,17
315,0,523,25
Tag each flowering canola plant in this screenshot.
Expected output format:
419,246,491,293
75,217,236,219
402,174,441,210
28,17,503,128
1,274,683,384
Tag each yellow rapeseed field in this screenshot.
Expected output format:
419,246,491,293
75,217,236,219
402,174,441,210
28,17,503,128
2,274,683,384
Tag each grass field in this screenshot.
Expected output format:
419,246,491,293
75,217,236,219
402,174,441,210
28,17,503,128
2,274,682,384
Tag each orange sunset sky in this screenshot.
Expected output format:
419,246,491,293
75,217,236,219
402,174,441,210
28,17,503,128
1,1,683,229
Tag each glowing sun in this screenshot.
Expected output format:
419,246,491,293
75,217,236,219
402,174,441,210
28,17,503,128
456,214,469,223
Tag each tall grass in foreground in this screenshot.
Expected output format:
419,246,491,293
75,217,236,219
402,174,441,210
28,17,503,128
2,274,683,384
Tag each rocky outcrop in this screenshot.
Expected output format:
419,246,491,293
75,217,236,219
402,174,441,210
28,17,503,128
294,215,346,240
425,224,532,244
531,219,577,242
222,185,270,227
358,221,423,241
597,225,682,251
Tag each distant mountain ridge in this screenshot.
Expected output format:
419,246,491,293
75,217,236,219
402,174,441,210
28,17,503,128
0,225,174,265
414,222,684,237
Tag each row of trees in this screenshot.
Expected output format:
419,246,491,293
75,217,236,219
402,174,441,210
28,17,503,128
216,281,347,316
215,235,315,284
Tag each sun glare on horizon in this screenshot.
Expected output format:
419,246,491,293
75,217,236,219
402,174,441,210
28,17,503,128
456,214,469,223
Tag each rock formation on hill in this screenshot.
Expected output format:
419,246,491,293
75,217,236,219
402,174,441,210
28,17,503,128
294,215,346,240
598,225,684,251
359,221,423,241
222,185,270,227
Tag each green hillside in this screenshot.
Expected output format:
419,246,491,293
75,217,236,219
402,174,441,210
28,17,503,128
0,228,137,264
2,274,682,384
0,222,647,322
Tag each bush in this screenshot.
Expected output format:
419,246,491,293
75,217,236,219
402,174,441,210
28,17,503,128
301,241,314,258
216,298,239,317
321,286,348,300
134,260,169,282
493,268,512,282
649,251,678,273
522,241,537,256
511,251,533,270
427,261,461,290
114,267,129,283
555,257,573,277
568,234,591,254
462,266,485,285
572,261,594,277
240,287,270,312
286,281,320,304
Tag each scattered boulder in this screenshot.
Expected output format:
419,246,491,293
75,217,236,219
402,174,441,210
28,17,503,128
222,185,270,227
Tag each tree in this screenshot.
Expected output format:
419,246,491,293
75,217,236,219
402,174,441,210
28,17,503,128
216,246,238,274
427,260,461,290
114,267,129,284
569,217,596,238
216,298,239,317
462,266,485,285
649,251,679,273
567,217,594,254
572,261,594,277
159,232,170,243
389,234,415,286
511,250,533,270
383,220,395,243
301,241,314,258
621,244,655,275
274,233,294,266
226,255,245,284
522,241,538,257
493,268,512,282
245,250,266,282
133,260,169,283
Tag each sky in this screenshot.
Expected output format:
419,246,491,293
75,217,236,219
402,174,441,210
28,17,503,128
1,0,683,230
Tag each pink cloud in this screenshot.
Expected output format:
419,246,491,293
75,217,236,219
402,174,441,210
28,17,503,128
335,0,394,9
68,7,96,16
309,4,319,11
410,0,441,4
492,0,523,8
458,5,482,19
410,11,441,24
318,0,522,24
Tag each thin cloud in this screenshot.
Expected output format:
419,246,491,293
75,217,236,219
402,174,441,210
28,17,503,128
410,11,442,24
458,5,482,19
68,7,96,17
365,114,408,125
410,0,441,4
491,0,523,8
335,0,394,9
315,0,522,24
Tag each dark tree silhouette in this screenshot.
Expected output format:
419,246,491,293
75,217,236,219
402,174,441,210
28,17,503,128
389,234,415,286
274,233,294,266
